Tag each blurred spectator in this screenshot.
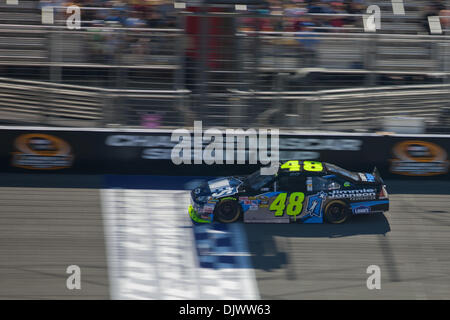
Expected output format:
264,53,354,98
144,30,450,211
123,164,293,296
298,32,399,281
442,10,450,31
141,113,162,128
296,21,319,67
43,0,370,33
422,1,447,34
124,10,146,27
240,0,366,33
50,0,176,28
44,0,449,35
342,0,363,27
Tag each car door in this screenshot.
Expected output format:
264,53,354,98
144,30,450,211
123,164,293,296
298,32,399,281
270,173,308,223
241,174,291,223
301,176,330,223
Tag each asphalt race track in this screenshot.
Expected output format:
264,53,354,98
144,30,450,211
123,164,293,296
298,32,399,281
1,174,450,299
0,174,108,299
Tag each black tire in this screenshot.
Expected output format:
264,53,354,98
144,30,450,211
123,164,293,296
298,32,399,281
214,199,241,223
324,201,350,224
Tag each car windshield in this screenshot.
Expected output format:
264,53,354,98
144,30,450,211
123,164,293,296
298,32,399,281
245,169,275,190
325,163,360,181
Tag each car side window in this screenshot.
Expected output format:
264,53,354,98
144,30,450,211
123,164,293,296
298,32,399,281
278,175,306,192
312,177,328,192
312,176,341,191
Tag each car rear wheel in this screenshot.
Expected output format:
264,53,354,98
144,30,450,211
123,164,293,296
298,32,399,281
324,201,350,224
214,199,241,223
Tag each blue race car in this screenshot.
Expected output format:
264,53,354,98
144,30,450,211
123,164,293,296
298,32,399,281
189,160,389,224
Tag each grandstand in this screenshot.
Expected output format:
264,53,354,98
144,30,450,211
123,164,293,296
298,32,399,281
0,1,45,63
0,0,449,132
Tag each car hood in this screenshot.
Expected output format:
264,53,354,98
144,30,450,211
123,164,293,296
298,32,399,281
192,177,243,200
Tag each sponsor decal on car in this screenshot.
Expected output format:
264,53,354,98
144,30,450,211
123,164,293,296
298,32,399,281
390,140,449,176
249,200,259,210
256,195,269,207
209,179,230,191
353,206,371,214
11,134,74,170
209,179,238,198
200,213,212,220
306,177,313,192
203,204,215,213
328,188,376,201
305,191,327,218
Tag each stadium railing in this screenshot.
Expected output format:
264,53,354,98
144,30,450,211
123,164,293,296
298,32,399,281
230,83,450,132
0,77,191,128
1,74,449,132
1,8,450,132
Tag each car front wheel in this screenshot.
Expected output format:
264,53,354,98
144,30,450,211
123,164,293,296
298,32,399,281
214,199,241,223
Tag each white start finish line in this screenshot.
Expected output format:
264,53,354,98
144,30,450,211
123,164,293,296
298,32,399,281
101,189,259,300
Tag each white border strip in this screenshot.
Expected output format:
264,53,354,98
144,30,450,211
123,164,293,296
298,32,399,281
100,188,121,300
1,125,450,138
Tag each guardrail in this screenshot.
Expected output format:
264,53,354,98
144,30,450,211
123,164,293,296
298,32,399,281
0,77,192,127
2,75,449,132
230,83,450,131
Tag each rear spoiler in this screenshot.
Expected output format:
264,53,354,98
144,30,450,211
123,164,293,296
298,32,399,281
372,167,384,184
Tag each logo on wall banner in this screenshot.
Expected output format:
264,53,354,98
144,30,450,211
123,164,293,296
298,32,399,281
11,134,74,170
390,140,449,176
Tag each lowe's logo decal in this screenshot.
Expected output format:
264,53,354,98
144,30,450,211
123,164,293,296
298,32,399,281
353,206,371,214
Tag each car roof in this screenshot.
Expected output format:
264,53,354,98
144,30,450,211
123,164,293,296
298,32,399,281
278,160,328,175
277,160,364,183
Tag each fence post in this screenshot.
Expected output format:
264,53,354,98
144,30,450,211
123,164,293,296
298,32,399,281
175,11,188,127
230,16,243,128
445,42,450,112
365,33,377,87
49,26,62,125
313,92,321,130
42,26,52,124
102,92,112,127
198,2,209,120
275,72,287,127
